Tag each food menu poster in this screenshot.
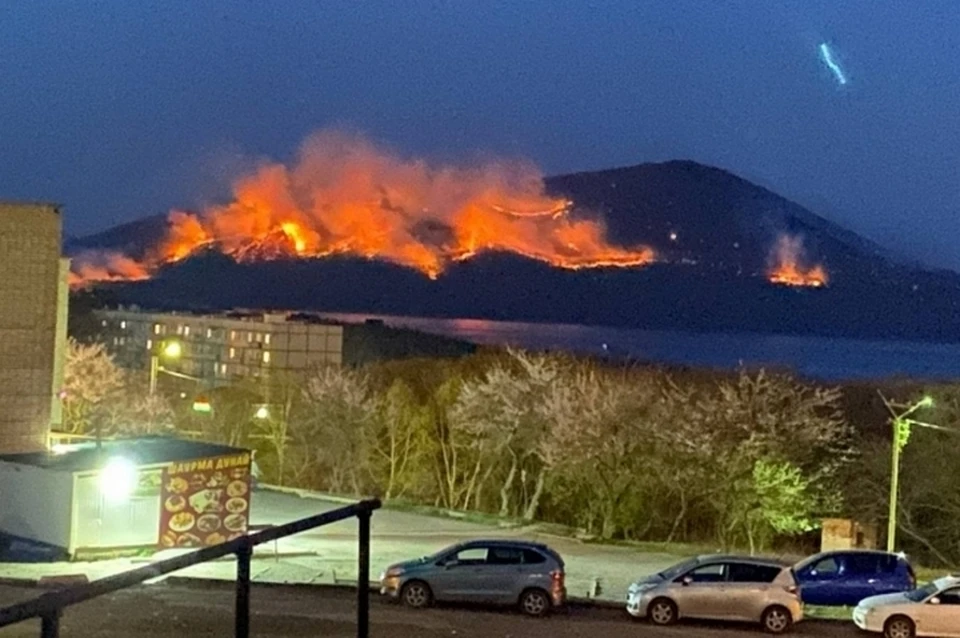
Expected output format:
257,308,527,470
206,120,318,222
158,452,252,549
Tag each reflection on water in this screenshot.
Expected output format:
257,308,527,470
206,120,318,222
322,312,960,381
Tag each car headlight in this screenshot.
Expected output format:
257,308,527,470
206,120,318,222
385,567,405,578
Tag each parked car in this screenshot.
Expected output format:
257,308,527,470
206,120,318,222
853,574,960,638
379,539,566,617
793,550,916,607
625,555,803,634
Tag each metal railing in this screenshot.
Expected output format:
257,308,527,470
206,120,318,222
0,499,381,638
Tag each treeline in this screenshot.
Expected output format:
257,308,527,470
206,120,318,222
62,341,960,565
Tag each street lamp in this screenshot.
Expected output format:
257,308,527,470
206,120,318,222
881,393,935,552
149,339,183,395
254,405,270,420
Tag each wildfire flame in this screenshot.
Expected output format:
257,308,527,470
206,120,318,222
767,235,829,287
71,130,654,285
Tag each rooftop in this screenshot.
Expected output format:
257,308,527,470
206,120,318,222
0,436,247,472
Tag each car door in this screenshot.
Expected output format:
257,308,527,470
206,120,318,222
483,546,525,603
797,555,843,605
922,587,960,637
842,553,883,604
430,546,490,601
673,562,729,620
725,562,782,621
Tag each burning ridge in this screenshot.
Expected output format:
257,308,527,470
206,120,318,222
767,234,829,287
71,129,655,286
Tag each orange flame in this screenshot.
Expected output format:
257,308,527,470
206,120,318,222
767,235,829,287
70,130,654,285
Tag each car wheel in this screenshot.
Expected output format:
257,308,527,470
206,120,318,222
400,580,433,609
647,598,678,626
761,605,793,634
883,616,916,638
519,588,551,617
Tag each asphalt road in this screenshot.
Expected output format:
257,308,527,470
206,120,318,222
0,582,861,638
251,490,499,538
249,490,683,599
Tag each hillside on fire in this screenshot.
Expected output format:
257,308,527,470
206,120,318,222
68,150,960,342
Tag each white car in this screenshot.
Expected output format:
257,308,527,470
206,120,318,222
853,575,960,638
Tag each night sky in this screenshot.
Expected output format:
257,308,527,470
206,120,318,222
2,2,959,269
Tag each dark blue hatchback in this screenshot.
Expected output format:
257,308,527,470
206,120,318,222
793,550,916,607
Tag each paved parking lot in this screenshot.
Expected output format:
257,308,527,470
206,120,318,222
0,489,723,603
249,489,684,598
0,582,860,638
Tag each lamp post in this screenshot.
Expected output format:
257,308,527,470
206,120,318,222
149,340,183,395
882,393,935,552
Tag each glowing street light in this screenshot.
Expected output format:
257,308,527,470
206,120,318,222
100,456,138,502
254,405,270,420
882,393,936,552
162,341,182,359
149,339,183,395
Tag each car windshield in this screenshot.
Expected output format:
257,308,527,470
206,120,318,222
657,558,700,580
905,581,939,602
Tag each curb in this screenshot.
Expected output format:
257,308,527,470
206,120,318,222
259,485,357,505
0,572,849,624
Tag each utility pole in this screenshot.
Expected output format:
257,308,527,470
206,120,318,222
149,355,159,395
881,393,935,552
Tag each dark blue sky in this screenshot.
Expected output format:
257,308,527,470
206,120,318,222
3,1,959,269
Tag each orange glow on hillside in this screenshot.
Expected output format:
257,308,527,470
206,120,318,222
767,235,829,288
70,130,655,285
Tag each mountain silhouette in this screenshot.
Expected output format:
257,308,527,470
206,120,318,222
69,160,960,342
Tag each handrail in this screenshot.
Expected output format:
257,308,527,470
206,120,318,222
0,498,381,638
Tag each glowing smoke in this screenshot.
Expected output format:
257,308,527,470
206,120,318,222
71,130,655,284
767,234,829,288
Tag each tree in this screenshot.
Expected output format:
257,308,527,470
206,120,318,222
62,338,124,434
727,459,817,554
450,350,562,518
251,372,302,486
189,384,262,447
541,365,665,539
367,379,431,500
678,369,853,549
844,386,960,566
97,375,175,436
289,365,378,495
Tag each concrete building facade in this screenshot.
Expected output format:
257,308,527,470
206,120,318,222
94,308,475,389
97,310,343,385
0,202,64,453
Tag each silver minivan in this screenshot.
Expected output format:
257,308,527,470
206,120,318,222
380,539,566,616
626,555,803,633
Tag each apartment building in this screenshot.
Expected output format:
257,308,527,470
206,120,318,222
0,202,68,453
94,308,475,388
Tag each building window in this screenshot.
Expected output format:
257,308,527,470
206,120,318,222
101,319,107,327
230,330,237,341
118,337,126,346
263,351,271,364
256,332,263,343
184,325,191,336
264,333,271,345
229,347,236,359
247,331,253,343
120,320,127,329
206,328,213,339
146,339,153,350
154,324,161,335
219,363,228,376
176,324,184,335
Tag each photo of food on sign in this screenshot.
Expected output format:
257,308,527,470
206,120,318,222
158,453,251,549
